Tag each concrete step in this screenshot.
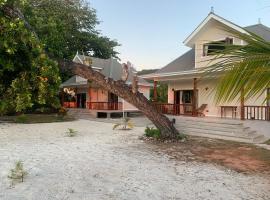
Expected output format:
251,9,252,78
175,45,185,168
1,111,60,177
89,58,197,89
176,126,253,138
181,131,262,144
173,116,243,125
176,123,250,134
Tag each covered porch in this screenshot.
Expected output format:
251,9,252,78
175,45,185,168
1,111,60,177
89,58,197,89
60,75,122,111
148,72,270,121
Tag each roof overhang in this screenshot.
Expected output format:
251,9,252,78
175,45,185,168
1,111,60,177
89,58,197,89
139,69,204,81
183,13,249,47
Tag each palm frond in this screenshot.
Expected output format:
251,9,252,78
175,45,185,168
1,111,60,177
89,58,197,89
205,30,270,104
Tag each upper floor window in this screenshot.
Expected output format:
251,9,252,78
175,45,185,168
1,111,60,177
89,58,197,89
203,37,233,56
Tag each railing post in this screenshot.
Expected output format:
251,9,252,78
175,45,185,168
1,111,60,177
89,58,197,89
153,80,158,102
192,78,197,116
240,88,245,120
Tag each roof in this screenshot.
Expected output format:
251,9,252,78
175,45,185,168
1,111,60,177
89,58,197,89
245,24,270,41
61,54,152,87
184,13,248,47
157,49,195,74
60,75,88,88
142,13,270,80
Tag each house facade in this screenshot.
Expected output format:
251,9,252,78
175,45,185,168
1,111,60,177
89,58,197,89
141,12,270,121
61,53,152,112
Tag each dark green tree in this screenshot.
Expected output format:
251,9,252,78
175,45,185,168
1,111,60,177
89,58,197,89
22,0,120,60
0,0,61,115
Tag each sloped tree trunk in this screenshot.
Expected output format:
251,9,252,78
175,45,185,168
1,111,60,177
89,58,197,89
59,61,181,139
2,3,181,139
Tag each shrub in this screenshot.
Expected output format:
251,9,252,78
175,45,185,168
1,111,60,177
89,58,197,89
144,127,186,140
66,128,77,137
8,161,27,183
58,107,67,117
14,114,28,123
113,118,134,130
144,127,161,138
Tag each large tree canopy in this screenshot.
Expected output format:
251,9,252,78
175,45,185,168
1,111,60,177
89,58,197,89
21,0,120,60
0,0,120,114
0,0,61,114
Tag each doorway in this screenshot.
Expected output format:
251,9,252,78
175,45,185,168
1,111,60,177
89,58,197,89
76,93,86,108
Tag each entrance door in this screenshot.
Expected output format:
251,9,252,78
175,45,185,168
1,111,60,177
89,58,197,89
76,93,86,108
108,92,118,110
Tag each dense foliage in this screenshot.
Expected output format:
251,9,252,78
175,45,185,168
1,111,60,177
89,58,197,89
0,0,120,115
22,0,119,60
0,0,61,114
207,31,270,103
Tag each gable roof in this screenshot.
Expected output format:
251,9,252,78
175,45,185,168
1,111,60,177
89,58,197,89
60,75,88,88
184,13,249,47
157,49,195,74
62,54,152,87
245,24,270,41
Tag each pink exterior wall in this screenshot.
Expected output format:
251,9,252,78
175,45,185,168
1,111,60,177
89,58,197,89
88,88,108,102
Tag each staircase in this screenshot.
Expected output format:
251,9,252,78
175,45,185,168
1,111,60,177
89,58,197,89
173,117,267,143
67,108,96,119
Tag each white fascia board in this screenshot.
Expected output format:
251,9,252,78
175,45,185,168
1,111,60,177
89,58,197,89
183,13,249,47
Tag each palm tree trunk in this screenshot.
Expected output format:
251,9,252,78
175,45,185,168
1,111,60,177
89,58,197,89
59,60,180,139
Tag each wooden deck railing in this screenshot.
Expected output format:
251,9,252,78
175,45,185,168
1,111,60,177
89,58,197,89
221,106,238,119
87,102,123,110
154,103,194,116
245,106,270,121
63,102,77,108
221,105,270,121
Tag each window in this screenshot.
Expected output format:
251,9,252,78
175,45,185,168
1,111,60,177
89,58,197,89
203,37,233,56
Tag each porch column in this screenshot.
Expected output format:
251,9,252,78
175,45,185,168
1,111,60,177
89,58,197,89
153,80,158,102
192,78,197,116
61,88,65,106
240,88,245,120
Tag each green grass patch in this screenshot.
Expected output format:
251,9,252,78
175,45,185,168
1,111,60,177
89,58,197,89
264,139,270,145
0,114,75,124
145,127,161,138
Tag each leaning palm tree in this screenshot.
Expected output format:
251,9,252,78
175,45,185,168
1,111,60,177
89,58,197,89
206,31,270,104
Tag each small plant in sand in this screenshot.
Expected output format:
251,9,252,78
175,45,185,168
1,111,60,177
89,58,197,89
113,118,134,130
8,161,27,183
66,128,77,137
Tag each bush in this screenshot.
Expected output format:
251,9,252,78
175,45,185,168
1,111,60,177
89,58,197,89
145,127,161,138
58,107,67,117
66,128,77,137
8,161,27,183
14,114,28,123
145,127,186,140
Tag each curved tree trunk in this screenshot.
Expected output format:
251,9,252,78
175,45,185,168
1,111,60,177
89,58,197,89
59,60,181,139
1,3,181,139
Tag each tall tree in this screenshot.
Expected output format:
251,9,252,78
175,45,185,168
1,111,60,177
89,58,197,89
0,0,61,115
206,31,270,103
21,0,120,60
1,0,182,139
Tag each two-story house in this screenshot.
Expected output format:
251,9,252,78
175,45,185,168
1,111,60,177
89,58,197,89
141,12,270,121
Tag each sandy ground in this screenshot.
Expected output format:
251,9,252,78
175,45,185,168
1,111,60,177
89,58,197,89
0,120,269,200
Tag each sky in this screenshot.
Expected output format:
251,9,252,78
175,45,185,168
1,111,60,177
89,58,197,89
89,0,270,70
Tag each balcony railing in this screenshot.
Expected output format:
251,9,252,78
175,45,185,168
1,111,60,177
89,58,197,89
221,105,270,121
87,102,123,110
245,106,270,121
63,102,77,108
154,103,194,116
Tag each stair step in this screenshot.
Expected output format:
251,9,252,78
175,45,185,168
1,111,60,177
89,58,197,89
178,127,255,139
175,123,248,134
175,117,243,126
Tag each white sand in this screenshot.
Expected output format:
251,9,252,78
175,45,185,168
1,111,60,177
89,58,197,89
0,120,269,200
